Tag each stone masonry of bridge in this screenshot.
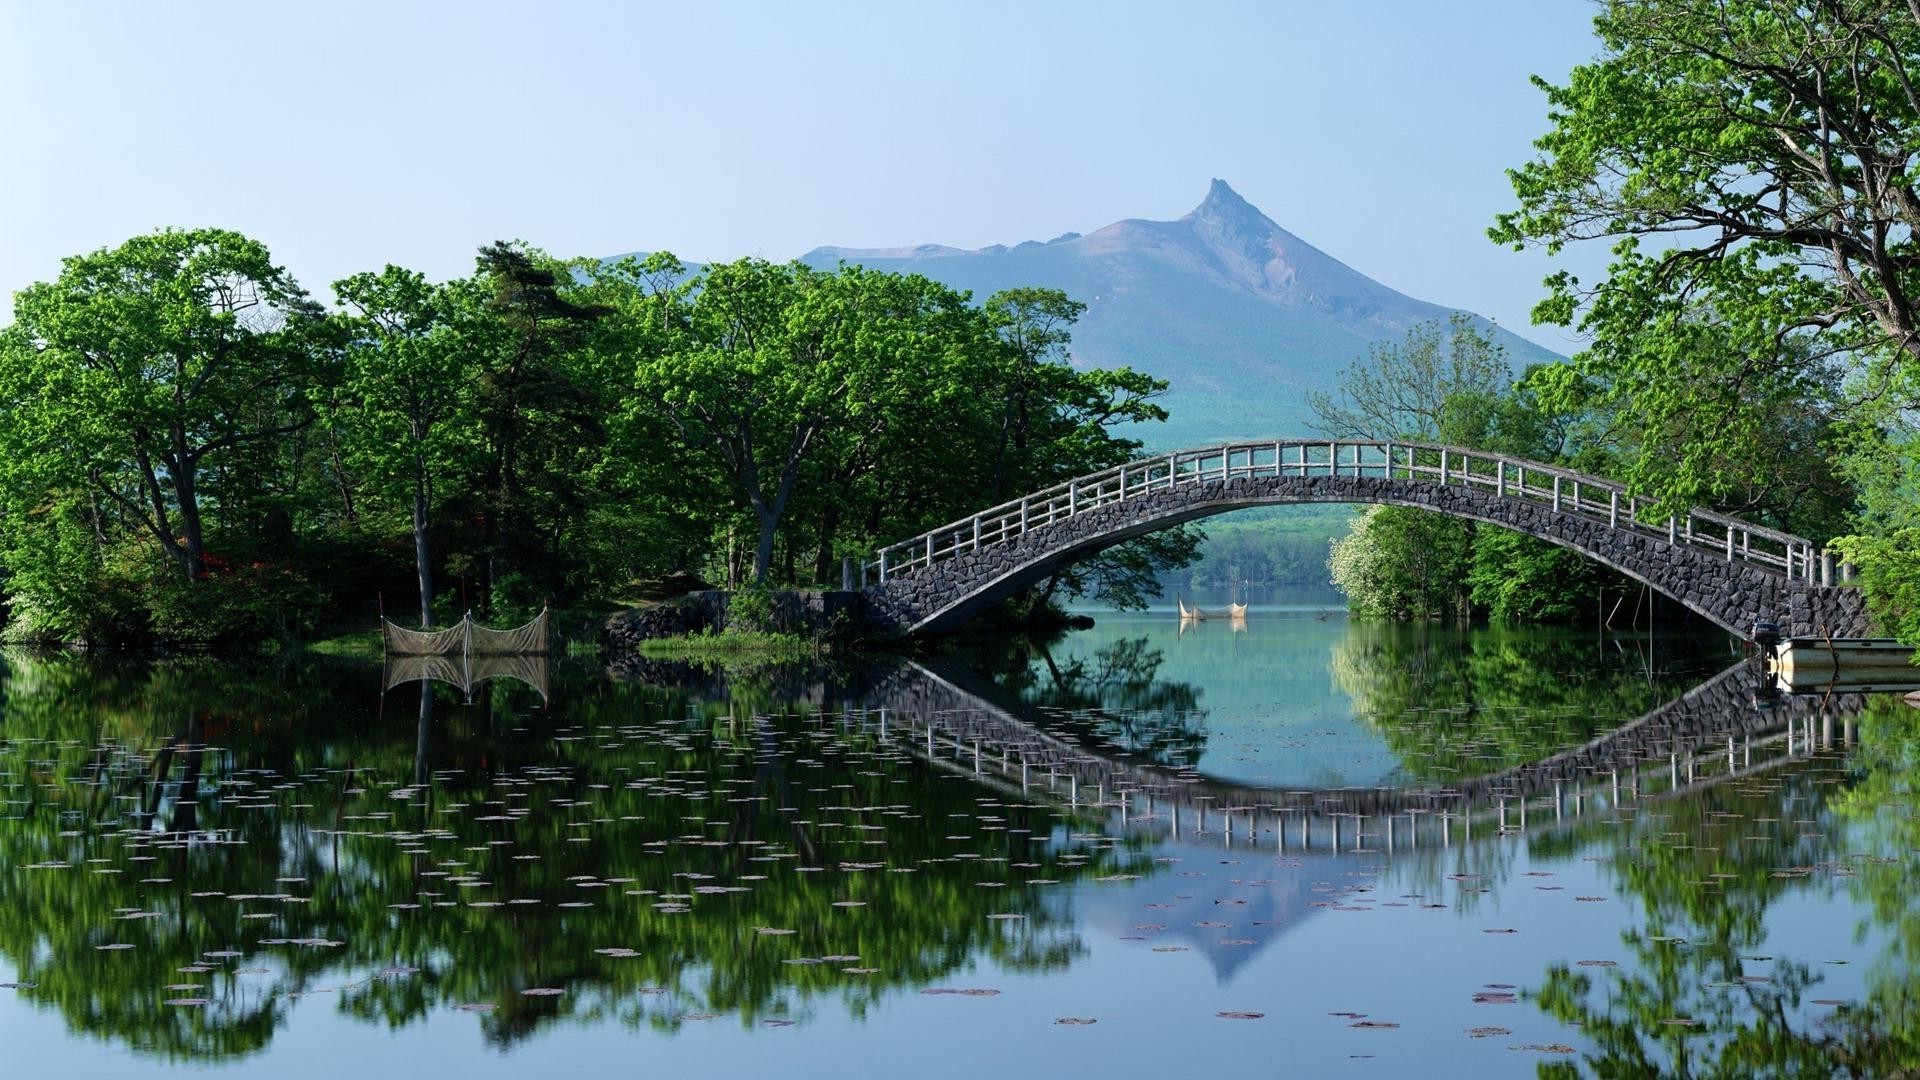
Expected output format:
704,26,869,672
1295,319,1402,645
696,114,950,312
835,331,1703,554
862,473,1873,639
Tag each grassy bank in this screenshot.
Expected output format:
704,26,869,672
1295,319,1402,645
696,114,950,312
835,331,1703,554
636,628,828,661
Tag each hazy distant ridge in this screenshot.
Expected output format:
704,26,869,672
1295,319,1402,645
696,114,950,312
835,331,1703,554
798,179,1560,447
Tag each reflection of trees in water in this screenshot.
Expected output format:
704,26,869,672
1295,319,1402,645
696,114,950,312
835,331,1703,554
983,635,1210,769
0,651,1151,1062
1529,699,1920,1077
1330,622,1734,782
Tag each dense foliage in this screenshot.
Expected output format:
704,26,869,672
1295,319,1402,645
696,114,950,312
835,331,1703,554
1315,316,1620,623
0,233,1194,645
1494,0,1920,645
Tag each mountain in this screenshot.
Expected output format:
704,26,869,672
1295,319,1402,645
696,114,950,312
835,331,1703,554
798,179,1561,449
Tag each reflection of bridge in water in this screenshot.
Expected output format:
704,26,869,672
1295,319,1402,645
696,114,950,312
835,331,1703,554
857,659,1865,852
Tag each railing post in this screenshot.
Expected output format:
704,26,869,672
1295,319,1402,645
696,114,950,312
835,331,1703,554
1327,442,1336,477
1069,481,1078,516
1667,516,1676,544
926,533,934,567
879,549,889,583
1440,448,1449,485
1725,528,1734,562
1609,491,1618,529
1384,442,1394,479
1020,498,1029,533
1119,465,1126,501
972,514,981,550
1552,475,1561,512
1496,460,1506,497
1821,551,1834,587
842,556,855,591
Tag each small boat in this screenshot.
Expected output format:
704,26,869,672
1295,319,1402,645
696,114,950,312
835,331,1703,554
1771,637,1918,693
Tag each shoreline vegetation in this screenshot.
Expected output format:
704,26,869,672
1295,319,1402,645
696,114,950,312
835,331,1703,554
0,237,1201,651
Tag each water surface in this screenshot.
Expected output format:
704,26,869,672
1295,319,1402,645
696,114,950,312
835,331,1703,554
2,606,1915,1078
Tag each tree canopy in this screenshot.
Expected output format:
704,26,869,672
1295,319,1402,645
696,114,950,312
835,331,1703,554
0,230,1194,644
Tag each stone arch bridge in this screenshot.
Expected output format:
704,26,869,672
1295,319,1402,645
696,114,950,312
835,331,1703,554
859,440,1871,639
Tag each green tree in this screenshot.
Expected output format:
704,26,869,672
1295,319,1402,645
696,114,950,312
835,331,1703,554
1,228,324,582
635,259,979,584
331,267,481,628
469,241,610,611
1491,0,1920,635
1307,313,1513,441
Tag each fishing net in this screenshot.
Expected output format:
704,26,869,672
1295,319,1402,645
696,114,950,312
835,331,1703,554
383,652,550,701
380,609,550,656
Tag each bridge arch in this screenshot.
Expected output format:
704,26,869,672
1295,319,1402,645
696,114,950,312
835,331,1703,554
859,441,1871,639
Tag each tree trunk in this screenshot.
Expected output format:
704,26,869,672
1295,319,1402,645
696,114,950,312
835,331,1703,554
812,503,841,587
412,454,434,629
160,421,208,578
326,409,358,527
753,508,779,584
170,460,207,578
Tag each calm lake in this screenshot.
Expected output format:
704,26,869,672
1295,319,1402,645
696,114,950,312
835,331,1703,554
4,588,1917,1077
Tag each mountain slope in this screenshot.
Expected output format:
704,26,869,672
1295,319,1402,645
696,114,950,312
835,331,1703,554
799,179,1560,449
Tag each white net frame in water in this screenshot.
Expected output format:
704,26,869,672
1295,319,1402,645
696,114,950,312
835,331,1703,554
380,609,550,656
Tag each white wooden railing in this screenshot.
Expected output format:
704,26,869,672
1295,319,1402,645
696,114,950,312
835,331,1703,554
863,440,1842,587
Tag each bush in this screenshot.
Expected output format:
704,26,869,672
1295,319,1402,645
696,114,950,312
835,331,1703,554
144,560,328,646
1831,529,1920,654
726,581,777,633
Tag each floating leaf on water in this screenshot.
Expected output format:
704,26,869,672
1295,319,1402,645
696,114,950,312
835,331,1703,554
922,988,1001,997
520,987,564,996
456,1003,496,1012
163,998,210,1006
1351,1020,1399,1029
95,943,134,951
1467,1026,1512,1038
1216,1011,1265,1020
1055,1017,1097,1025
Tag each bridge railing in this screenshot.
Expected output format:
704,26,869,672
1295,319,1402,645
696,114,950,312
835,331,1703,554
863,440,1835,587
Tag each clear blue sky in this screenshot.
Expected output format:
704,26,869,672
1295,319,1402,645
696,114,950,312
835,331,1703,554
1,1,1604,350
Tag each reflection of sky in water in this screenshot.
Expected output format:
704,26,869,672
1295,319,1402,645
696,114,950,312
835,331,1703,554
1045,586,1739,788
